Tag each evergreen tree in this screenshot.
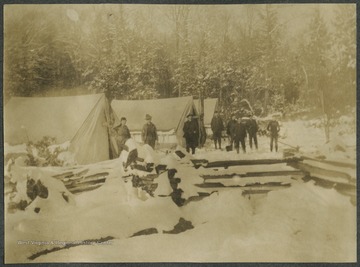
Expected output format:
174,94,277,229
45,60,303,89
302,6,332,140
330,4,356,111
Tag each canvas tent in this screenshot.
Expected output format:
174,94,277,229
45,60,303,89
4,94,118,165
194,98,218,126
111,96,198,147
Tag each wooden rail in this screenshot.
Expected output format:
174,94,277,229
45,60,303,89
191,157,303,169
201,170,305,180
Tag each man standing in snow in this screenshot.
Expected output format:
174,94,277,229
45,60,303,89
247,114,259,150
233,117,247,154
267,119,280,152
211,111,224,149
142,114,158,149
183,114,199,154
226,114,237,150
113,117,131,156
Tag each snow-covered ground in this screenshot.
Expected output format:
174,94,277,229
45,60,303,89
4,118,356,263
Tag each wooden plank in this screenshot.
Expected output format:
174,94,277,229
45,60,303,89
52,171,74,179
242,189,272,195
61,172,108,185
69,183,105,194
66,177,107,188
195,183,225,188
195,182,291,189
302,159,355,180
201,170,305,180
210,178,294,188
301,155,356,169
74,168,89,177
202,157,303,169
84,172,109,179
292,162,355,186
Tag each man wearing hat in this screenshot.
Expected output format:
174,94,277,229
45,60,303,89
247,114,259,150
142,114,158,149
211,110,224,149
226,114,237,150
183,114,199,154
233,117,247,154
113,117,131,156
267,116,280,152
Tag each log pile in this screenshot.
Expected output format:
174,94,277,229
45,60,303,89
192,153,356,201
52,168,108,194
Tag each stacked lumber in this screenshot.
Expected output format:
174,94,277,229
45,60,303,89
290,156,356,186
289,155,356,203
50,158,168,195
52,168,108,194
193,157,305,195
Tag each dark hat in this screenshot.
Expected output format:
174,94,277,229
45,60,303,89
145,114,152,120
120,117,127,121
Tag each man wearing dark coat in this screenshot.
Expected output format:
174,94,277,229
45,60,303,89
226,114,237,150
211,111,224,149
233,117,247,154
183,114,199,154
247,115,259,149
113,117,131,156
267,119,280,152
142,114,158,149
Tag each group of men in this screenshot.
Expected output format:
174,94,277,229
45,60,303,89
211,111,281,153
112,110,281,158
113,114,158,156
113,112,201,156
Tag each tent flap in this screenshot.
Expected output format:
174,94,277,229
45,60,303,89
194,98,218,126
5,94,113,165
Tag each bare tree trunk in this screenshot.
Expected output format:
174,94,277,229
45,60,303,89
264,68,269,115
198,89,206,147
320,89,330,142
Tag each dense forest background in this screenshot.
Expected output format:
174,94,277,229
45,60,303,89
4,4,356,118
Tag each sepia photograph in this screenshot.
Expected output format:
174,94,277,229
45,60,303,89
3,2,357,264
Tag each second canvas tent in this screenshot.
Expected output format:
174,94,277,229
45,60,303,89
111,96,198,147
194,98,219,127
